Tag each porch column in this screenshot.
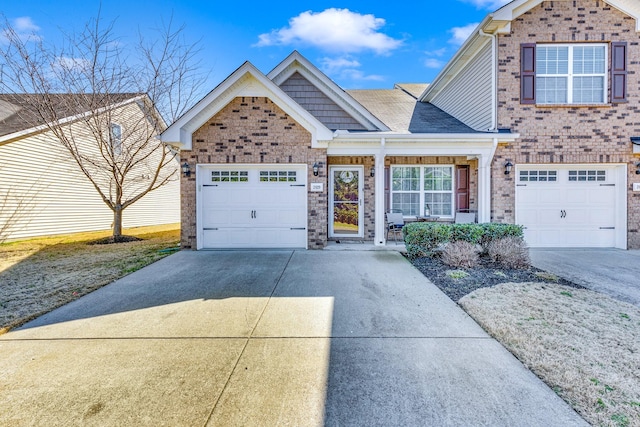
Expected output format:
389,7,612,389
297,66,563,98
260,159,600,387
477,154,492,223
374,149,386,246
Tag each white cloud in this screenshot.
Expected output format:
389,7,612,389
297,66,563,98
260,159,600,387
53,56,91,73
424,58,445,69
13,17,40,33
319,56,383,82
449,23,479,46
320,57,361,73
338,68,385,82
1,16,42,44
255,8,402,54
459,0,512,10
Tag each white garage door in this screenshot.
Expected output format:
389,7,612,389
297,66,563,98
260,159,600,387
198,165,307,249
516,165,623,248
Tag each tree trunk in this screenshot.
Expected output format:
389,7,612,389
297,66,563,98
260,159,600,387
113,205,123,238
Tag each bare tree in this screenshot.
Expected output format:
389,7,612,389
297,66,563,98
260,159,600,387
0,15,204,240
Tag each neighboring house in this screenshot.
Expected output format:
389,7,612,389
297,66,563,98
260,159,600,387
161,0,640,251
0,94,180,241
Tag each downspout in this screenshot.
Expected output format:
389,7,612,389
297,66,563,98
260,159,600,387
479,28,497,132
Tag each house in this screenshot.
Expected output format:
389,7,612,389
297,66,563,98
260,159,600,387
0,94,180,241
422,0,640,249
161,0,640,250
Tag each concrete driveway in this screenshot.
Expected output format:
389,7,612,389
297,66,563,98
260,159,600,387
0,250,585,426
530,248,640,307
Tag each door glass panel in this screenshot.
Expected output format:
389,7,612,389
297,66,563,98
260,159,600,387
333,169,360,235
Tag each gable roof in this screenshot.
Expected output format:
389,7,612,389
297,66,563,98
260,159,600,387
268,51,389,132
160,60,335,149
490,0,640,32
347,88,476,134
421,0,640,102
0,93,143,139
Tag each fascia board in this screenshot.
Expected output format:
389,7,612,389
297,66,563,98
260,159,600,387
160,61,333,149
332,132,519,143
0,94,145,145
268,51,390,131
327,139,502,157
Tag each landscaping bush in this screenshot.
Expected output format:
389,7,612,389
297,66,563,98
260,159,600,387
403,222,524,259
486,236,530,269
479,223,524,246
440,240,479,268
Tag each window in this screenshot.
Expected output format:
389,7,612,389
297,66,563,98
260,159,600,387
391,166,454,217
259,170,297,182
519,170,558,182
568,170,606,182
109,123,122,155
536,44,606,104
211,170,248,182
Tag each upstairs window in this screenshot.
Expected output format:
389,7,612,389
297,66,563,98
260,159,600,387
110,123,122,156
536,44,606,104
521,42,627,105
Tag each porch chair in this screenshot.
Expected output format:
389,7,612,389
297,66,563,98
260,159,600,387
385,211,405,244
454,212,476,224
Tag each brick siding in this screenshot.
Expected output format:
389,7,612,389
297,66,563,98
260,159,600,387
495,0,640,248
180,96,328,249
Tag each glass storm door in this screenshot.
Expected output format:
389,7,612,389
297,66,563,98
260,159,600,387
330,166,363,238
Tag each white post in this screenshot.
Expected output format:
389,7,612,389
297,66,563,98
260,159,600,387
477,154,492,223
374,147,386,246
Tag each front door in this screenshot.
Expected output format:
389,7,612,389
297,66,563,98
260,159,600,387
330,166,364,238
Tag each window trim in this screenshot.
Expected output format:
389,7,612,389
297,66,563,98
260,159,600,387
535,43,607,105
390,165,455,218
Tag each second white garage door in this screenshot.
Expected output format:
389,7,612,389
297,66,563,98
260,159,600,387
515,165,626,248
198,165,307,249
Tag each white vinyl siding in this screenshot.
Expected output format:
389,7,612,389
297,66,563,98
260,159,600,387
0,104,179,241
429,41,493,131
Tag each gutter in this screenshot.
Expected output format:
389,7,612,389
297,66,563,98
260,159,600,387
331,130,519,143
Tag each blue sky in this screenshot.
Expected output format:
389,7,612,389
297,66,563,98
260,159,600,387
2,0,511,92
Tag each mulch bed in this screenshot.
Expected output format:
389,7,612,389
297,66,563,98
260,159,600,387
411,255,584,302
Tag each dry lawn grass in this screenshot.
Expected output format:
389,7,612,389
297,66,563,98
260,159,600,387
0,224,180,332
460,282,640,427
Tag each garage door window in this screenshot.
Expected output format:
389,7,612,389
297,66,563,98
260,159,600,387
519,170,557,182
568,170,606,182
259,170,297,182
211,170,248,182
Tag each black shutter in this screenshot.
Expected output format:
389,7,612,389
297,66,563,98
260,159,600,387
611,42,627,103
521,43,536,104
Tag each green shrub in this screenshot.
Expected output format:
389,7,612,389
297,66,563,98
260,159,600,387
479,223,524,246
403,222,524,259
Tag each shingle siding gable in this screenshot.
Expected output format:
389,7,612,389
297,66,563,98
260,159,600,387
279,72,366,131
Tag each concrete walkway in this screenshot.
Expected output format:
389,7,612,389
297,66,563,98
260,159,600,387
530,248,640,307
0,251,586,426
